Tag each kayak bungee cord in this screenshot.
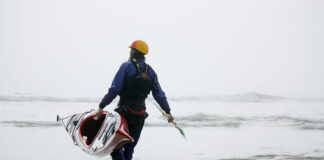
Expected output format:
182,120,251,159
147,97,186,139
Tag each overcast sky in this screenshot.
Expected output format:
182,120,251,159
1,0,323,98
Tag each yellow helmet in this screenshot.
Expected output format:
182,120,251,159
129,40,149,55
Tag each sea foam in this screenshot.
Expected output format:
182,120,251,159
0,92,323,103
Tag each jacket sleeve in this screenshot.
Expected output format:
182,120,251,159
99,63,127,109
151,74,171,114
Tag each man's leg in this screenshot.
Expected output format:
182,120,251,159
123,134,141,160
123,113,146,160
111,147,125,160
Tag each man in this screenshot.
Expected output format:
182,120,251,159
96,40,174,160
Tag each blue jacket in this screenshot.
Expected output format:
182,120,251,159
99,59,171,114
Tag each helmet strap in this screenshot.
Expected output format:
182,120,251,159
130,48,135,59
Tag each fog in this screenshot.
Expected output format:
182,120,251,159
1,0,323,98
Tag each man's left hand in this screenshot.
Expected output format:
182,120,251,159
164,113,174,123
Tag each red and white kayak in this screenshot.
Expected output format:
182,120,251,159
57,110,133,156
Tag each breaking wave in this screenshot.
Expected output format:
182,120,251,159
0,93,100,102
2,113,324,130
0,92,323,103
220,153,324,160
254,115,324,130
172,113,245,127
168,92,324,103
0,121,59,128
166,113,324,130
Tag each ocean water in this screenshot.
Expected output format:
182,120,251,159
0,93,324,160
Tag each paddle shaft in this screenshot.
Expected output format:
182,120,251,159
147,97,186,139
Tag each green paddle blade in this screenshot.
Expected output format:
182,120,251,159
178,128,186,139
173,123,186,139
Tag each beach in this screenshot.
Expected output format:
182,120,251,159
1,94,324,160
